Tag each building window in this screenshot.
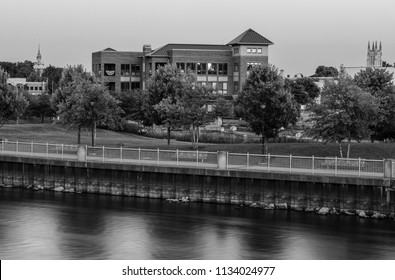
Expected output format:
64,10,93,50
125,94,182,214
197,63,207,75
217,82,228,95
257,48,262,54
207,63,217,75
35,87,38,90
121,64,130,76
187,63,196,72
131,82,140,90
219,63,228,75
234,82,239,92
247,48,251,53
247,63,261,70
121,82,129,92
106,82,116,92
39,87,42,91
131,64,140,76
104,64,115,76
233,48,239,55
176,63,185,72
234,63,239,72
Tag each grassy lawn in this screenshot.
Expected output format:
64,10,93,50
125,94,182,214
1,123,395,159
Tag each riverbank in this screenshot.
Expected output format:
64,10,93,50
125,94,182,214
1,123,395,158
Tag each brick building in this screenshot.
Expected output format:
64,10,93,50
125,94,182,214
92,29,273,96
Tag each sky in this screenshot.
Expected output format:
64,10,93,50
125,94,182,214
1,0,395,76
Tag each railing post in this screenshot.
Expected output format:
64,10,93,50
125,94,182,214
312,155,315,174
289,154,292,173
335,156,338,175
16,141,19,155
138,148,141,163
46,143,48,158
31,142,33,157
196,150,199,167
268,153,271,172
102,146,105,162
226,151,229,169
247,153,249,170
1,139,3,154
120,146,123,163
358,157,361,177
157,148,160,165
176,149,179,166
61,144,64,160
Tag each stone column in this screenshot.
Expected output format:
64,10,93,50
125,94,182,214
77,145,87,162
384,159,394,178
217,151,227,170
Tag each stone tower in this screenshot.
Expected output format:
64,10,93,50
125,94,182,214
367,41,382,68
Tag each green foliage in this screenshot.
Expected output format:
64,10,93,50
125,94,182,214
25,93,56,122
42,65,63,94
115,89,151,126
236,64,299,153
0,61,35,79
309,76,384,157
286,77,320,105
212,97,233,118
312,65,339,77
354,67,394,95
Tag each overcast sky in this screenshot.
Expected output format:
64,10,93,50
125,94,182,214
1,0,395,76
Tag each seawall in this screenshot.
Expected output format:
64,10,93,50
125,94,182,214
1,155,394,215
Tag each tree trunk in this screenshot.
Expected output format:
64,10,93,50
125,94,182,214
16,117,19,125
347,141,351,158
167,127,171,145
340,143,343,158
41,114,44,123
91,122,96,146
77,126,81,145
261,124,268,154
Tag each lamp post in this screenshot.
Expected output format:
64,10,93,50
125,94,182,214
90,101,95,146
261,104,266,154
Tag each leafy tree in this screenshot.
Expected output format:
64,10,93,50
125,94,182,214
0,61,35,78
0,67,29,127
354,67,394,95
212,96,233,121
54,66,123,145
115,89,151,126
312,65,339,77
25,93,56,123
236,64,299,154
309,77,384,157
42,65,63,94
286,77,320,105
146,64,196,145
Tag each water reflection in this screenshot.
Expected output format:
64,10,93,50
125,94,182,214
1,188,395,259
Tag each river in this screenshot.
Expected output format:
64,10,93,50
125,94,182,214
1,187,395,260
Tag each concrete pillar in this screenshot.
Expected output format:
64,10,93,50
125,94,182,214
217,151,227,169
77,145,87,162
384,159,394,178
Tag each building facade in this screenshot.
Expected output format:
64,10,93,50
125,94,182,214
92,29,273,96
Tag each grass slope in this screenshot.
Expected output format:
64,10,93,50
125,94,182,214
1,123,395,159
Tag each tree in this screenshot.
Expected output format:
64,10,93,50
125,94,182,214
25,93,56,123
146,64,196,145
0,67,29,128
212,96,233,122
115,89,151,126
309,77,384,157
286,77,320,105
236,64,299,154
42,65,63,94
312,65,339,77
54,66,123,146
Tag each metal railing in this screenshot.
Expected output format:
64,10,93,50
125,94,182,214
0,140,385,178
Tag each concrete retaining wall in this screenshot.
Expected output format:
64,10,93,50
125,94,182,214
0,155,394,215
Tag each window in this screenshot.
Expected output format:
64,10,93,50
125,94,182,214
218,63,228,75
197,63,207,75
247,48,251,53
106,82,116,92
121,64,130,76
233,48,239,55
234,63,239,72
176,63,185,72
39,87,42,91
234,82,239,92
131,64,140,76
207,63,217,75
104,64,115,76
131,82,140,90
121,82,129,92
252,48,257,54
257,48,262,54
35,87,38,90
247,62,261,70
217,82,228,95
187,63,196,72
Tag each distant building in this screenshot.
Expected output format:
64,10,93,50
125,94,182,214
7,78,46,95
92,29,273,95
34,45,45,77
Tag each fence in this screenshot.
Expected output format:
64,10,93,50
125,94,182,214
0,140,385,178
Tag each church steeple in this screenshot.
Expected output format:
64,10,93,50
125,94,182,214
36,44,42,63
367,41,382,68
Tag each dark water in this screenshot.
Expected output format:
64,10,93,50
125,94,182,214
1,188,395,260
